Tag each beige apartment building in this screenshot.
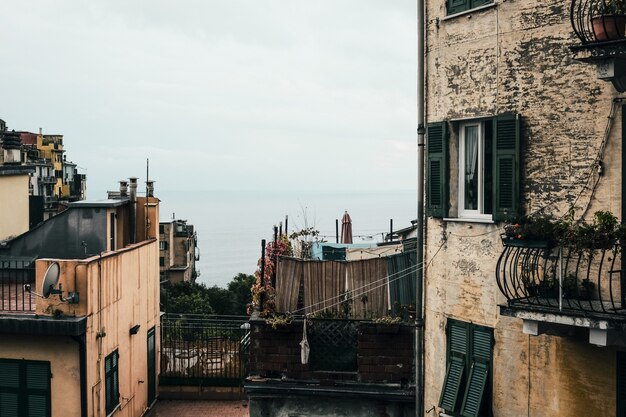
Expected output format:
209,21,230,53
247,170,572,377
421,0,626,416
159,220,198,284
0,178,160,417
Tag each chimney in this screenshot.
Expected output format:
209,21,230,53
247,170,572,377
119,180,128,197
146,180,154,198
2,131,21,164
129,177,138,244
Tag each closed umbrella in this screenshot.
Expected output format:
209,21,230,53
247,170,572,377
341,211,353,244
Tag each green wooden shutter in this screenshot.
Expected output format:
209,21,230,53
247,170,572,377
26,362,50,417
439,321,469,412
459,326,493,417
427,122,449,218
460,362,489,417
448,0,469,14
471,0,492,8
493,113,520,222
0,361,19,417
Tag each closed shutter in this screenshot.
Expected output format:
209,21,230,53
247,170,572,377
448,0,469,14
493,113,520,222
427,122,449,218
25,363,50,417
439,321,469,412
0,361,19,417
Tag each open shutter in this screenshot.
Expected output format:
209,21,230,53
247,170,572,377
427,122,449,218
439,321,468,412
460,362,489,417
471,0,492,8
493,113,520,222
460,326,493,417
448,0,469,14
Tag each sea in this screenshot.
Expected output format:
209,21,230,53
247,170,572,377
158,189,417,288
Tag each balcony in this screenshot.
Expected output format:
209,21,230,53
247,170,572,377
570,0,626,90
497,238,626,345
0,260,35,313
39,176,56,184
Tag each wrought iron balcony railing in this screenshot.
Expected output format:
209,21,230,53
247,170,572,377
0,260,35,313
571,0,626,46
496,241,626,318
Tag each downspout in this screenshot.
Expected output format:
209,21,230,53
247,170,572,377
416,0,426,416
71,334,87,417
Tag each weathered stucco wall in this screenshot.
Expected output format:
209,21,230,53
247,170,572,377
424,0,623,416
0,334,81,417
35,239,160,417
0,173,29,240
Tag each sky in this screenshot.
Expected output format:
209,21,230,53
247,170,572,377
0,1,417,197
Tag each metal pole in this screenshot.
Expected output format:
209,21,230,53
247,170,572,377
258,239,266,312
285,215,289,236
390,219,393,241
416,0,426,415
336,219,339,244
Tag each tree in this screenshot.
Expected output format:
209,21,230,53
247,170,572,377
161,281,214,315
228,273,255,315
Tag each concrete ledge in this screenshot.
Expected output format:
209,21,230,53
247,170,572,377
158,385,246,401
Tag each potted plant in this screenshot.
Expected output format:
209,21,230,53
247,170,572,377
591,0,626,41
373,316,402,334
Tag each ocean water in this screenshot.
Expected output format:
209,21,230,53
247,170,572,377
158,189,417,287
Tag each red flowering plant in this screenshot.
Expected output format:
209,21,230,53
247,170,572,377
249,235,292,315
502,214,569,247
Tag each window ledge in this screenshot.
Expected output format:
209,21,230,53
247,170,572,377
443,217,495,224
107,404,121,417
442,3,496,21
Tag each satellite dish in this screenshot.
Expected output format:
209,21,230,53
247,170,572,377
41,262,60,298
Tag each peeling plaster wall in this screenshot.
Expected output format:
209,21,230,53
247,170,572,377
423,0,623,416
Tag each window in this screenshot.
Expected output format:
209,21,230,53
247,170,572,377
439,319,493,417
426,113,520,222
159,241,168,251
458,122,493,220
104,350,119,415
0,358,51,417
447,0,493,15
159,257,165,267
159,224,165,234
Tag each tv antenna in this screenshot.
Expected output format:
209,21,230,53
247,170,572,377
24,262,79,303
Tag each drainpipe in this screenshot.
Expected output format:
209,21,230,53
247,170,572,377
71,334,87,417
129,177,138,244
416,0,426,416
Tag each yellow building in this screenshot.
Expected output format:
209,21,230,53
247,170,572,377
0,178,160,417
36,132,64,197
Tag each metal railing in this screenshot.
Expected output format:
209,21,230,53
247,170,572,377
160,314,250,387
571,0,626,45
0,260,35,312
496,242,626,318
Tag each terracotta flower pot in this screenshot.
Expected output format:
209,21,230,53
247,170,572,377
592,15,626,41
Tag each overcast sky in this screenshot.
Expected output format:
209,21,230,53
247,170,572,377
1,1,417,196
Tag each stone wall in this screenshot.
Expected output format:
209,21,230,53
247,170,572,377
248,319,414,384
423,0,623,416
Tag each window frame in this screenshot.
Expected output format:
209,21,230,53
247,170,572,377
0,358,51,417
447,0,494,17
458,122,491,221
439,319,493,417
104,350,120,415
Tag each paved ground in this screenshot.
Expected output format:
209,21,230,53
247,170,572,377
146,400,249,417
